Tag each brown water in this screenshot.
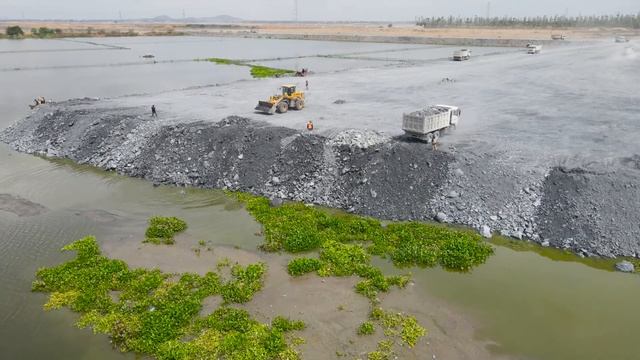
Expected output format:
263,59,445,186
1,37,639,360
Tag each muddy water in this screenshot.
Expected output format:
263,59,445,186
1,37,639,360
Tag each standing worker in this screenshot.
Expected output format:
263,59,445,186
305,80,309,90
306,120,314,132
431,136,438,151
151,105,157,118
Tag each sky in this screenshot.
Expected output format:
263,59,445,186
1,0,638,21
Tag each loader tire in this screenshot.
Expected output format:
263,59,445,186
277,101,289,113
295,100,304,110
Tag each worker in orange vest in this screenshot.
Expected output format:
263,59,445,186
306,121,314,131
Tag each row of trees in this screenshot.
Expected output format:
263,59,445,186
416,14,640,29
31,27,62,38
4,25,63,38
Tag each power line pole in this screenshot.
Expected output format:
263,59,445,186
294,0,299,21
486,2,491,18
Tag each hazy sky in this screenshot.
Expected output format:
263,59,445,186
2,0,639,21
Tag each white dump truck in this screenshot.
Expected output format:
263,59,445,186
527,44,542,54
615,36,629,43
452,49,471,61
402,105,460,142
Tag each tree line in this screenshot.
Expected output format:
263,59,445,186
416,14,640,29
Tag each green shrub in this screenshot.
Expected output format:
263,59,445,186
272,316,306,332
358,321,375,335
318,240,370,277
144,216,187,244
6,26,24,37
234,194,493,274
439,237,494,271
287,258,322,276
220,263,266,303
34,236,304,359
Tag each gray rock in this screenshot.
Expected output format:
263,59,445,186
447,190,459,198
271,176,280,185
435,212,448,223
454,168,464,176
480,225,492,238
269,198,284,207
615,261,635,273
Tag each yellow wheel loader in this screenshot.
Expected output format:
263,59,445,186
255,85,305,115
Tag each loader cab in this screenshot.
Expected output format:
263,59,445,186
281,85,296,97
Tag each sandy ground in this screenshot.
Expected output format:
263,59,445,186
3,20,638,41
0,193,48,217
227,22,640,40
101,230,506,359
0,21,180,36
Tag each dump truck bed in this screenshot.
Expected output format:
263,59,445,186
402,106,452,134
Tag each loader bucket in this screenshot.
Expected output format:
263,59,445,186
255,101,276,114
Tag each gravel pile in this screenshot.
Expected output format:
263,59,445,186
2,100,640,258
429,152,545,243
327,129,389,149
536,167,640,258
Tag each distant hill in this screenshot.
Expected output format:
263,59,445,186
146,15,242,23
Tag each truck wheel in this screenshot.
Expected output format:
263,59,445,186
433,131,440,141
295,100,304,110
277,102,289,113
425,133,434,143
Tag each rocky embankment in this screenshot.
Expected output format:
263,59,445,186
2,99,639,258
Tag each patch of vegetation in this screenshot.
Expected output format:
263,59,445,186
232,193,487,354
287,258,322,276
357,321,375,335
203,58,295,79
31,27,62,38
144,216,188,244
33,236,304,359
272,316,306,332
6,25,24,38
220,263,267,304
250,65,296,79
366,307,426,358
234,194,493,273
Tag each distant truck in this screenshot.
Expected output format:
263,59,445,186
615,36,629,43
452,49,471,61
551,34,566,40
527,44,542,54
402,105,460,142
